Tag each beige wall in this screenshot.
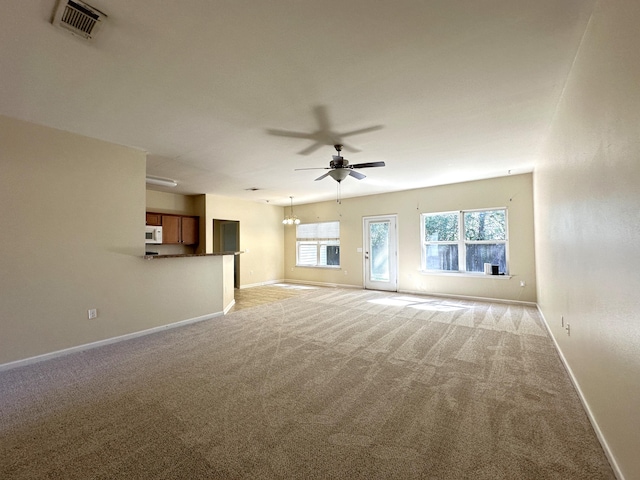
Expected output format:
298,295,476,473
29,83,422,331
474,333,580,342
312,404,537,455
534,1,640,478
285,174,536,303
205,194,285,288
146,189,199,215
0,116,226,365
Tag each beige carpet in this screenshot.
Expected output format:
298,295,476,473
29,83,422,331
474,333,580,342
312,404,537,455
0,286,614,479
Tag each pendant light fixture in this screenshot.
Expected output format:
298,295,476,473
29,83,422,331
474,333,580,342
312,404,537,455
282,196,300,225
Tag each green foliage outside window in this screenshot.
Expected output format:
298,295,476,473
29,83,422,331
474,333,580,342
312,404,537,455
422,209,508,273
424,212,458,242
464,210,506,241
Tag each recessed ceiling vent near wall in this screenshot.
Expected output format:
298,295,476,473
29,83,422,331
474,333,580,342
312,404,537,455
52,0,107,40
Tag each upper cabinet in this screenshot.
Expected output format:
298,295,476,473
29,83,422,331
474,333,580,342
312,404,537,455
161,215,181,244
146,212,162,226
180,216,199,245
147,212,199,246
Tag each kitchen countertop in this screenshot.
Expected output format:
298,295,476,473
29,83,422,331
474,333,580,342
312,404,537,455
143,251,243,259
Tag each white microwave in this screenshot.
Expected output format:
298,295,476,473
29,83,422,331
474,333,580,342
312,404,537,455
145,225,162,244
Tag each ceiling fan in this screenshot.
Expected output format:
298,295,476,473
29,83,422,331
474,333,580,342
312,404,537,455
266,105,383,155
296,145,386,183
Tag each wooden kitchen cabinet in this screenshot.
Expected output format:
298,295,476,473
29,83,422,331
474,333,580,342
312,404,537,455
161,215,181,244
180,216,199,245
148,212,199,245
146,213,162,226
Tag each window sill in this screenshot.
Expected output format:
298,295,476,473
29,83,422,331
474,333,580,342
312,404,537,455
295,265,341,269
419,270,512,279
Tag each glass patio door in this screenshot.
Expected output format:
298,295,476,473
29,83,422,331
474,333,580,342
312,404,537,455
363,216,398,291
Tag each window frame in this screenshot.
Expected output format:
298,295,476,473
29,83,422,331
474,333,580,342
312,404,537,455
421,208,509,274
296,221,340,268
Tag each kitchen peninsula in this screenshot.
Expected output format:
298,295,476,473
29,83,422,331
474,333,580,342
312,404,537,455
142,251,242,315
143,251,243,260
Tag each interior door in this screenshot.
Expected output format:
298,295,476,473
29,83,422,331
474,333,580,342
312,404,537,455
363,215,398,291
220,220,240,289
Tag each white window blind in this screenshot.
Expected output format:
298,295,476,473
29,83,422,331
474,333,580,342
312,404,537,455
296,221,340,267
296,222,340,240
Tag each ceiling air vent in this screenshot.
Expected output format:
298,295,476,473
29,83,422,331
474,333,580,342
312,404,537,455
52,0,107,40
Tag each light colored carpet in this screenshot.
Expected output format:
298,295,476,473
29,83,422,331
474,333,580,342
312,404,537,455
0,286,614,479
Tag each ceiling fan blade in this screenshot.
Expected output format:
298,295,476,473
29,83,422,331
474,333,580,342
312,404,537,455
314,172,331,181
350,161,386,169
349,170,366,180
340,125,384,138
295,167,329,171
265,129,316,139
313,105,331,132
298,142,325,156
340,143,361,154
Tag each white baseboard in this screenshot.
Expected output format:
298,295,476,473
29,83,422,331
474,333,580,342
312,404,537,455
223,299,235,314
0,311,224,373
536,306,624,480
264,280,537,304
240,279,285,289
240,279,361,290
398,288,537,306
283,279,361,289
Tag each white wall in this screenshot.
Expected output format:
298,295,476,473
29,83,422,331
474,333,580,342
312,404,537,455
285,174,536,303
534,1,640,478
0,116,226,365
205,194,285,288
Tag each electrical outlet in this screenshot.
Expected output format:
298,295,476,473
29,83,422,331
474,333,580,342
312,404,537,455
566,323,570,336
88,308,97,319
520,280,526,287
344,270,348,275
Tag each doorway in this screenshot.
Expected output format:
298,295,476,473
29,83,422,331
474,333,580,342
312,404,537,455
363,215,398,291
213,219,240,289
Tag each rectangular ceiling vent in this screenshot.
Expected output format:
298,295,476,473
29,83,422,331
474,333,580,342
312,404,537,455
52,0,107,40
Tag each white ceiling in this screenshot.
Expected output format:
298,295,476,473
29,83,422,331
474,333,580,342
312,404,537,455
0,0,594,206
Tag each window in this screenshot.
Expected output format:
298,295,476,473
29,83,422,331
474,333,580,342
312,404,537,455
421,209,508,274
296,221,340,267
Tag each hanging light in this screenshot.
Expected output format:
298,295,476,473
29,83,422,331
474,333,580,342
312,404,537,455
282,196,300,225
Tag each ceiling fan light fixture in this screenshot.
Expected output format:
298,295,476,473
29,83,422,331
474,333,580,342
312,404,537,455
328,169,350,182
